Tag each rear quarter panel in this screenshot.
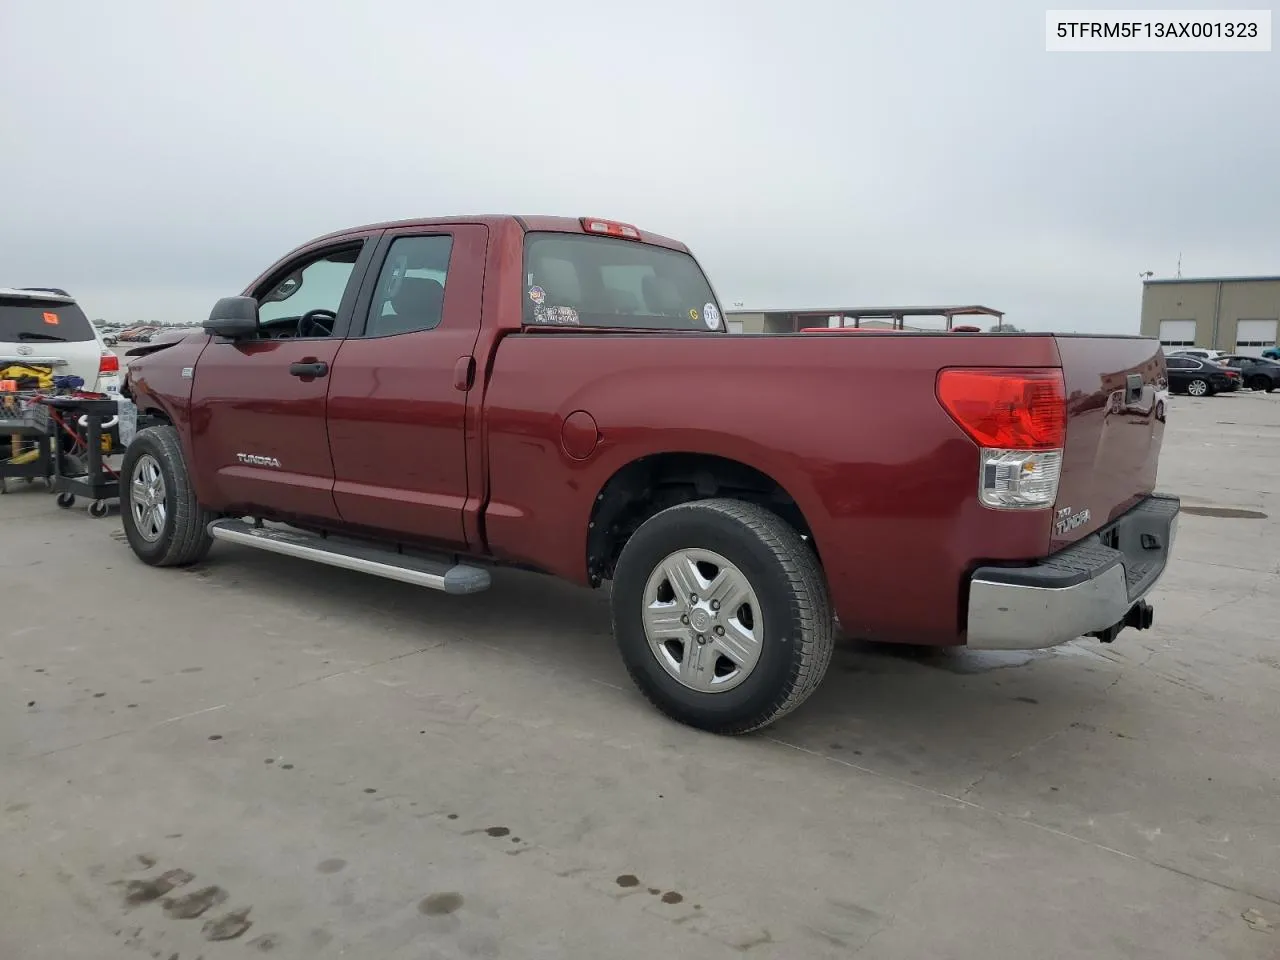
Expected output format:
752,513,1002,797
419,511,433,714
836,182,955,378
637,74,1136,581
482,331,1064,646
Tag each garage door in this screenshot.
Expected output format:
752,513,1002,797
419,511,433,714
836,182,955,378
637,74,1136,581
1235,318,1278,357
1159,319,1196,350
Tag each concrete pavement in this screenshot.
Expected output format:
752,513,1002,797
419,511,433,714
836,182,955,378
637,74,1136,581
2,390,1278,959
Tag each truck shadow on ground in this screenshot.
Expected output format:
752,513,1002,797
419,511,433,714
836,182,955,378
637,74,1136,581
202,543,1133,796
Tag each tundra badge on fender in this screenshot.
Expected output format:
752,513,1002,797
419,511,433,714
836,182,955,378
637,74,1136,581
237,453,281,468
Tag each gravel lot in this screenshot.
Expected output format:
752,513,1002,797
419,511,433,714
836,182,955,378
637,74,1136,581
2,389,1278,959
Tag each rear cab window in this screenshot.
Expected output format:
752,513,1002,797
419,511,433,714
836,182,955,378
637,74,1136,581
522,232,724,331
0,294,96,343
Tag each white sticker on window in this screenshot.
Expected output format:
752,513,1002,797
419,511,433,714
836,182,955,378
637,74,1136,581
703,302,721,330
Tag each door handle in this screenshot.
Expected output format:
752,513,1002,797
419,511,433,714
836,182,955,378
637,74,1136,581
289,360,329,378
453,355,475,392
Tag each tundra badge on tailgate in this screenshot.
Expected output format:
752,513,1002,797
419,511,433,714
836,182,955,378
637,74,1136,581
1054,505,1091,536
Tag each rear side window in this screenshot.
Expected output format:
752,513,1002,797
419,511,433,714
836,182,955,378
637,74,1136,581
522,233,723,331
0,296,95,342
363,235,453,338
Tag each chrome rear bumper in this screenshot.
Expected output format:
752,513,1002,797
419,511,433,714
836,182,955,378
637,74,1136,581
966,494,1180,651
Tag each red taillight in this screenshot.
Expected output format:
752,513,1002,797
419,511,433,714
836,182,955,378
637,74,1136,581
936,368,1066,450
99,351,120,374
580,217,642,240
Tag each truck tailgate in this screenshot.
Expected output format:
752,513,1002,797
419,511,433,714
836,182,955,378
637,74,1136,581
1050,336,1167,551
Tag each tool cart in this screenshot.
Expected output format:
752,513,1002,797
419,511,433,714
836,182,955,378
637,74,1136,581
41,395,136,517
0,388,57,494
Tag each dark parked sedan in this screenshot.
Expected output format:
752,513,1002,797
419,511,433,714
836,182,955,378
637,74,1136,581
1165,355,1235,396
1219,355,1280,392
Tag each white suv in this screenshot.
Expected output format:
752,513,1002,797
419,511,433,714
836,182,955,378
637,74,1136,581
1168,347,1228,363
0,287,120,394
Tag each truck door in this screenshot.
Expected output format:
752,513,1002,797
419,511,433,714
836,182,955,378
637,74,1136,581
326,225,488,549
191,236,377,519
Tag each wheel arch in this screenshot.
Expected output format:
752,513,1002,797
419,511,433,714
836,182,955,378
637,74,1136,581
137,404,174,426
585,451,820,586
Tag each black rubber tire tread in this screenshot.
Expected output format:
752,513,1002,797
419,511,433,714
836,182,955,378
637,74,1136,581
1248,376,1270,392
611,498,833,735
120,424,214,567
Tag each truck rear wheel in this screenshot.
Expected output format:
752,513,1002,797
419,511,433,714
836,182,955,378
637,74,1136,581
120,425,214,567
611,498,833,735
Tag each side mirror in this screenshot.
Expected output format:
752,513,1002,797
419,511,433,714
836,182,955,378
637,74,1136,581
204,296,259,339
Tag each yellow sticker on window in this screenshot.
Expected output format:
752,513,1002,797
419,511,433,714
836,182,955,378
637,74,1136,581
688,309,699,321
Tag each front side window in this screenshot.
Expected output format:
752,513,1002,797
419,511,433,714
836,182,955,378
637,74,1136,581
363,235,454,338
522,233,722,331
257,244,363,336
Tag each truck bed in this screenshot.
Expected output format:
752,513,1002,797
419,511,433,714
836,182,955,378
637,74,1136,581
478,329,1164,646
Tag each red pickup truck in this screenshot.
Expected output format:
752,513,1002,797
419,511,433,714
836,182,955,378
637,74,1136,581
121,215,1179,735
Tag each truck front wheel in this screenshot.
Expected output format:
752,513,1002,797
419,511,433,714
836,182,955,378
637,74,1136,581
611,498,833,735
120,425,215,567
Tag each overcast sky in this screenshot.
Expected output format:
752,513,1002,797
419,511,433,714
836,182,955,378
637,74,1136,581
1,0,1275,330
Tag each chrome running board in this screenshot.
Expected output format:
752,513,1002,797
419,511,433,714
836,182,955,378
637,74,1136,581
207,518,491,594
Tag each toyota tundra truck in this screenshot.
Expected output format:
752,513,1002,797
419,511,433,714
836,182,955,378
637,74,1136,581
119,215,1179,735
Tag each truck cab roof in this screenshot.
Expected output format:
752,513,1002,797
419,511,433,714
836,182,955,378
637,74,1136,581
303,215,692,254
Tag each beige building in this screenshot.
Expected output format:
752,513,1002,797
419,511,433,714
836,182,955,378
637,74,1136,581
1140,276,1280,356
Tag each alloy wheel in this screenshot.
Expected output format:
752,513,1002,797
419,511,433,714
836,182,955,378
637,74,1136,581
641,548,764,694
130,453,168,542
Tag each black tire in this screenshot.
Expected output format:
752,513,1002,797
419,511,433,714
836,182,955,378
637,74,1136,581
88,500,109,518
119,424,214,567
1248,376,1271,392
56,492,75,509
611,498,833,735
